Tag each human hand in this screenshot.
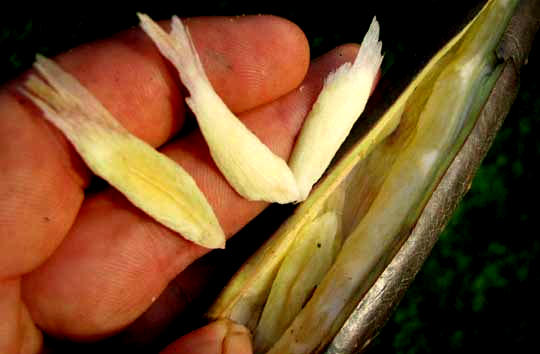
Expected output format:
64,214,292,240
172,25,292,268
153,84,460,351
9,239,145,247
0,15,363,353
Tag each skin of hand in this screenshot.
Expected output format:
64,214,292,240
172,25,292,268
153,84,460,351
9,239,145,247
0,15,364,354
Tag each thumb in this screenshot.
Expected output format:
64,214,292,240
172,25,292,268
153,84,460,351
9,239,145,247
161,319,252,354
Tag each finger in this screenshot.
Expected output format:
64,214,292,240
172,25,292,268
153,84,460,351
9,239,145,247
0,15,309,280
0,279,42,354
117,255,217,347
160,319,252,354
21,45,363,339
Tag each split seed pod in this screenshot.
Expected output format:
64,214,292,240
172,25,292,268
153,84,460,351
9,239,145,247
208,0,520,352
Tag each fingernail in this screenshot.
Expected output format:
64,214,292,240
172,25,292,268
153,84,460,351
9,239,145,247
223,321,252,354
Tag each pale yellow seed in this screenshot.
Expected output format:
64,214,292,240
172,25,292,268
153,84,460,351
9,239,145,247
138,13,300,204
254,212,339,353
21,55,225,249
289,17,383,201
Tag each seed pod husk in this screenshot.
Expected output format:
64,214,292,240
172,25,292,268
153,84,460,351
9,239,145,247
208,0,520,352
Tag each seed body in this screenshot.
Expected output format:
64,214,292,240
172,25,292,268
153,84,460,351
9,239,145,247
21,55,225,249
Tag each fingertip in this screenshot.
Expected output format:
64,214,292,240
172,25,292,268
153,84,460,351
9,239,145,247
161,319,252,354
185,14,310,113
223,322,252,354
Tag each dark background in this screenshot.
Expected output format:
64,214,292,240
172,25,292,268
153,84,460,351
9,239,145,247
2,1,539,353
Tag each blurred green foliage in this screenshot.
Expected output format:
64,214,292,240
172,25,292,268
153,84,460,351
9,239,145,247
2,2,538,353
